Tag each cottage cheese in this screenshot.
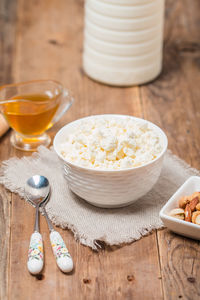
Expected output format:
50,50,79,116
60,117,163,170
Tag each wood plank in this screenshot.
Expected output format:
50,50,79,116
141,0,200,299
0,0,17,299
7,0,163,299
157,230,200,300
10,196,163,300
56,234,163,300
0,0,17,85
0,142,12,300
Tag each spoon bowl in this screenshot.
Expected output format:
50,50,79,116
25,175,50,205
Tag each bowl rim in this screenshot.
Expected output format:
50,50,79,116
53,114,168,173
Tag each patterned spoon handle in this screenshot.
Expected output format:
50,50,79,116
27,231,44,274
50,230,73,273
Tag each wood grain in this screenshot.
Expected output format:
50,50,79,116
141,0,200,299
9,197,163,300
0,0,17,84
0,159,11,300
0,0,199,299
7,0,162,299
157,230,200,300
0,0,17,299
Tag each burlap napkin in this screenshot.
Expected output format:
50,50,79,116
0,146,199,249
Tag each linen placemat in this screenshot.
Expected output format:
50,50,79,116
0,147,199,250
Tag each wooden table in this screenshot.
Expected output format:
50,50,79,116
0,0,200,299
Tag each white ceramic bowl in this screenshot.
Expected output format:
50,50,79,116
160,176,200,240
53,115,168,208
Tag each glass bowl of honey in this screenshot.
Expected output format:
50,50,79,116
0,80,74,151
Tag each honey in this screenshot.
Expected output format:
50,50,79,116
1,93,59,136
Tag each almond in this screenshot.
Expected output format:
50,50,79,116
189,197,199,212
179,196,190,209
192,211,200,225
188,192,200,201
196,203,200,211
169,208,185,220
185,204,192,222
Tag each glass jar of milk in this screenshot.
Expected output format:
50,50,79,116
83,0,165,86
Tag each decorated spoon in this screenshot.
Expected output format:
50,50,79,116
25,175,73,274
25,175,49,274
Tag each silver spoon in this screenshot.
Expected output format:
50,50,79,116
25,175,73,274
25,175,49,274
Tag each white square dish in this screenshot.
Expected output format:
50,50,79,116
159,176,200,240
